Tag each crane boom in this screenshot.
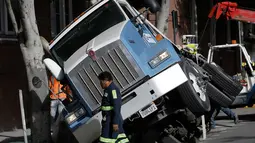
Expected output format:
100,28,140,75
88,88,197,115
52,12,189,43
208,1,255,24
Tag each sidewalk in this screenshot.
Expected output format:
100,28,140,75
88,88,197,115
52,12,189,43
200,120,255,143
199,108,255,143
0,129,31,143
219,108,255,116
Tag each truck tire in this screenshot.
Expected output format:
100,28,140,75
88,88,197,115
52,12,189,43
206,82,233,107
203,63,242,99
178,60,211,114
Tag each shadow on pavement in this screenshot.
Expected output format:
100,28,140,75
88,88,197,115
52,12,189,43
53,121,78,143
51,113,78,143
215,123,234,128
216,114,255,122
238,114,255,122
221,136,255,142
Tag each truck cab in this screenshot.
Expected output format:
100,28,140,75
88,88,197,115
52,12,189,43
43,0,208,142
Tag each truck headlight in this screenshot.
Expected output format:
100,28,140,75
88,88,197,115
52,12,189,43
149,51,170,68
66,114,77,124
75,108,85,117
66,108,86,124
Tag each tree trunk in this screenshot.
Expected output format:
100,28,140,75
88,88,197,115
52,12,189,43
156,0,170,35
6,0,50,142
20,45,50,143
19,0,50,141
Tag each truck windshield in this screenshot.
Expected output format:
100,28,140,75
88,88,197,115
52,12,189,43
51,1,126,64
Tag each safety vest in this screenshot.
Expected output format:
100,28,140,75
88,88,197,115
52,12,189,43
49,76,67,100
242,62,255,67
184,44,198,55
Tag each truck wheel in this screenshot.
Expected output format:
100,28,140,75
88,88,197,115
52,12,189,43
206,82,233,107
178,60,211,114
203,63,242,99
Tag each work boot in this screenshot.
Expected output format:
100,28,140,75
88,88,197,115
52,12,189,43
234,114,240,124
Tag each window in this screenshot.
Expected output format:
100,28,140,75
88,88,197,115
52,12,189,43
51,0,92,37
0,0,3,34
72,0,91,19
51,0,74,37
51,1,126,64
0,0,15,35
51,0,90,38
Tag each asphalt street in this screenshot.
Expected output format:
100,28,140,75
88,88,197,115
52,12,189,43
0,108,254,143
200,108,255,143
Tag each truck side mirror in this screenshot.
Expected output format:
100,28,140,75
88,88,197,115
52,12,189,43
43,58,64,81
144,0,160,13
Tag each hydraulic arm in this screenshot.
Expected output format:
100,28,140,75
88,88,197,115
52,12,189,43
208,1,255,24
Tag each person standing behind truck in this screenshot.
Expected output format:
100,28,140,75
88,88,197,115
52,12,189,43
49,75,71,124
98,71,129,143
209,102,239,129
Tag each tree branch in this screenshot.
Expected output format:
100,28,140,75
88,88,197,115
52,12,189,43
5,0,19,35
18,0,35,47
40,36,51,55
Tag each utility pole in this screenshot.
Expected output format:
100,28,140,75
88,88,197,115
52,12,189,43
172,10,178,43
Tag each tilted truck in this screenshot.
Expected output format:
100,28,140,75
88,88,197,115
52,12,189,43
43,0,242,142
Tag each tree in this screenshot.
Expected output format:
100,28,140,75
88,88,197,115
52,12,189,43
156,0,170,35
5,0,50,142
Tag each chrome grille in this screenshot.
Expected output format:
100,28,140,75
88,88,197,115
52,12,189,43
69,40,144,111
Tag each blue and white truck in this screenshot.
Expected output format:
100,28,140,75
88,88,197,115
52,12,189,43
43,0,240,142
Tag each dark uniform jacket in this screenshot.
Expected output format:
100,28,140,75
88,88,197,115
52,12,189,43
100,82,129,143
101,82,123,125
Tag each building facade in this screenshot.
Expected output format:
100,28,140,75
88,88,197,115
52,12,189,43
0,0,96,132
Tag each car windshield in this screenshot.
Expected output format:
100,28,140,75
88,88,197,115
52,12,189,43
51,1,126,64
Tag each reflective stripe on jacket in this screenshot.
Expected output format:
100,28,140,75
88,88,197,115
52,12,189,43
99,133,129,143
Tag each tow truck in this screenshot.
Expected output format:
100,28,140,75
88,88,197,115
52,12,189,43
204,1,255,107
43,0,242,142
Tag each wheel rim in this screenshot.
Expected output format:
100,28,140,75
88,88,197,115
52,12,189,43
188,73,206,102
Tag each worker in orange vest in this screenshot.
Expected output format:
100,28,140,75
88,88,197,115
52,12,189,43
49,75,71,124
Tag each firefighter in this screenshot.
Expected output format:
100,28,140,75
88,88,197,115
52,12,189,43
98,71,129,143
184,44,198,55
